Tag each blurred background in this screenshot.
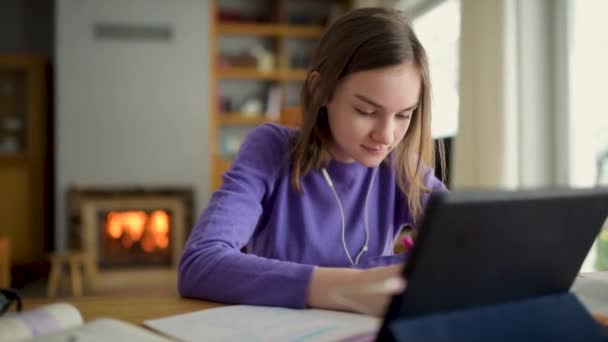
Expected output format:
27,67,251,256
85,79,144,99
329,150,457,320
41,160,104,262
0,0,606,298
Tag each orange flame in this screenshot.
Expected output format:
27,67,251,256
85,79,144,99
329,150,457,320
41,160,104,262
150,210,170,249
105,210,170,252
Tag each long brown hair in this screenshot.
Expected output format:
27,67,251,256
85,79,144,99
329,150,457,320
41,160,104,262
290,7,445,222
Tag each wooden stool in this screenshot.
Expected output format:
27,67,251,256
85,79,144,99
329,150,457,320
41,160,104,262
47,251,98,298
0,235,11,288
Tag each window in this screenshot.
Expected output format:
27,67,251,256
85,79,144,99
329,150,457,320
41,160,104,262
410,0,460,139
571,0,608,272
570,0,608,187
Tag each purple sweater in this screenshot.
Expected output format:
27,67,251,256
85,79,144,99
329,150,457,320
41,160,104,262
178,123,446,308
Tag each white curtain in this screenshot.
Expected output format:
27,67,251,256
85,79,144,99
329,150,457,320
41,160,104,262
452,0,570,190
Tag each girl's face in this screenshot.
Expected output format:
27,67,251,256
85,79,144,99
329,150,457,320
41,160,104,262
325,62,421,167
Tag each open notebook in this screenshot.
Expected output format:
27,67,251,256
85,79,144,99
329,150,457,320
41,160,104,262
144,305,380,341
0,303,170,341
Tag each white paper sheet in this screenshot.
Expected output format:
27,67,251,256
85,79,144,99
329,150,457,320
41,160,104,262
144,305,380,342
571,272,608,316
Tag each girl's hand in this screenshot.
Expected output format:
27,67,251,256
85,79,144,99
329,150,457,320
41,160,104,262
307,264,406,316
329,264,406,316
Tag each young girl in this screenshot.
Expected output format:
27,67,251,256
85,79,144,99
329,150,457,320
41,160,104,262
178,7,447,316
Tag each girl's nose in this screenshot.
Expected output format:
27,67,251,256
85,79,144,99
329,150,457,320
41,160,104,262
371,120,393,145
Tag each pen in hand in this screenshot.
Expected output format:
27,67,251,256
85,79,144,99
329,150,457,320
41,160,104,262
401,234,414,251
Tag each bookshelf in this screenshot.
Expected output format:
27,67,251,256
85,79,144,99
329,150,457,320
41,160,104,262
209,0,351,190
219,114,277,125
217,23,325,37
217,67,308,81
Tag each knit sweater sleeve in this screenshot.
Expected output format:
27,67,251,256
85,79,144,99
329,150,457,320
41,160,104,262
178,124,314,308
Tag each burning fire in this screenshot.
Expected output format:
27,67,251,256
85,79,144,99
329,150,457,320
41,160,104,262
105,210,170,252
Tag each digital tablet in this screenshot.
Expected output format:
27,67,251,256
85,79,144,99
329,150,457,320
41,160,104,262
377,188,608,340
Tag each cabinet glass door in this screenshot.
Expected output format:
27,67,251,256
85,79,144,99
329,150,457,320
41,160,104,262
0,69,27,155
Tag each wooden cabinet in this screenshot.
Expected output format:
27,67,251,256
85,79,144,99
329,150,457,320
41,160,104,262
209,0,351,191
0,235,10,287
0,55,51,270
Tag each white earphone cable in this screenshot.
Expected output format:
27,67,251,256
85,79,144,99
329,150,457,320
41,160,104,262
321,167,378,266
356,168,377,264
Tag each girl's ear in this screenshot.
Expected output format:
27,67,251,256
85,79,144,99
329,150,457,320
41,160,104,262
308,71,330,106
307,71,321,93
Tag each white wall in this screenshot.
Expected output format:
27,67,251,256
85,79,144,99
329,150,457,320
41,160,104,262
55,0,210,250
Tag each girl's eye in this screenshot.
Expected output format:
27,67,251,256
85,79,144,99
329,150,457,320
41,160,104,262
355,108,375,116
396,111,414,120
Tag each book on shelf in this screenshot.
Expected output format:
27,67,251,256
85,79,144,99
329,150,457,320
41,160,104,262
0,302,169,341
265,85,281,120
